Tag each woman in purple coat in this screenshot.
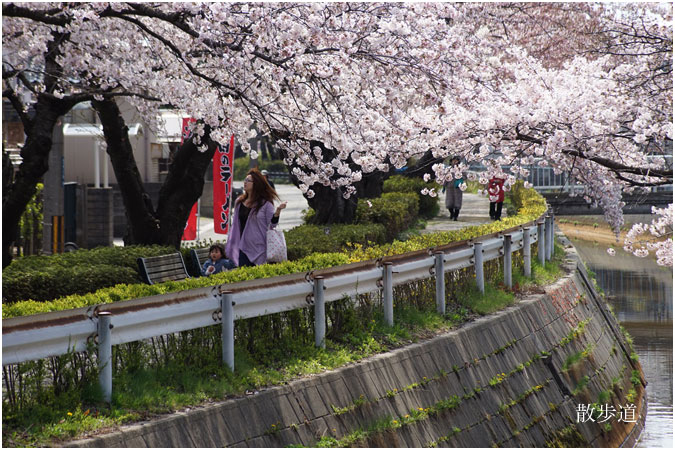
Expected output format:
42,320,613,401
226,168,287,267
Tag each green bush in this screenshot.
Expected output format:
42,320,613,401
233,157,289,181
2,245,174,304
285,223,387,260
18,182,43,256
508,180,537,212
3,265,140,304
355,192,419,240
3,252,352,319
383,175,440,218
3,186,548,319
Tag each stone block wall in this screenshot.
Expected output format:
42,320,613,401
68,241,646,448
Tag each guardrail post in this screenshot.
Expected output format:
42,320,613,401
546,214,554,261
548,213,555,260
434,252,445,315
473,242,484,294
503,235,512,289
221,291,235,371
523,227,532,278
538,220,546,266
383,263,394,326
97,312,112,403
314,276,326,348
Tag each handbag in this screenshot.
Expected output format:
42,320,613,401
266,226,287,263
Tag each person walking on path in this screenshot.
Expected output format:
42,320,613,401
488,176,505,220
226,168,287,267
443,156,464,221
261,169,276,190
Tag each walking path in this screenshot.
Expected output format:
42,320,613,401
192,186,500,243
421,191,499,233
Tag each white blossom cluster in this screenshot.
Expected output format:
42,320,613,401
624,204,673,266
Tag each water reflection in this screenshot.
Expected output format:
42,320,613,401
570,238,673,448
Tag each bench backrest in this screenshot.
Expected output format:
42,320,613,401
137,253,190,285
190,247,212,275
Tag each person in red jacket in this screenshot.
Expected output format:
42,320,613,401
488,177,505,220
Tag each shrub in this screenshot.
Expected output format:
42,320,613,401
508,180,544,212
2,265,141,304
3,186,548,318
355,192,419,240
18,182,44,256
3,252,352,319
233,157,289,181
2,245,174,303
383,175,440,218
285,223,387,260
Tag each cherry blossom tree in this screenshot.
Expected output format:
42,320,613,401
623,204,673,266
3,2,672,266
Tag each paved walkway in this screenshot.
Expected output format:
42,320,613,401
421,192,499,233
191,187,499,243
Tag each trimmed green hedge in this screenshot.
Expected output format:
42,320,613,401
355,192,419,241
288,184,422,257
383,175,440,219
2,252,350,318
285,223,387,260
233,157,289,181
3,186,547,319
2,245,174,304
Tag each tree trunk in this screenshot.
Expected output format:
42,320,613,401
281,140,389,224
155,126,216,248
2,95,71,268
92,99,163,245
93,99,216,248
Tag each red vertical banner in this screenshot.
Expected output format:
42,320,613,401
181,118,198,240
182,201,198,240
213,134,235,234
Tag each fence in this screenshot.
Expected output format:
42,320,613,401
470,154,673,193
3,212,556,402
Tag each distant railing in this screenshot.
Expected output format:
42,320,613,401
2,211,557,402
469,154,673,193
265,170,292,183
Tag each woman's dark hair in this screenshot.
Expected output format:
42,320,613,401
237,168,279,209
208,243,226,259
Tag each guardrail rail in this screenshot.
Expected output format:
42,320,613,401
3,211,557,401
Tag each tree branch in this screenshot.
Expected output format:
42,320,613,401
2,86,33,130
561,148,672,180
2,3,69,25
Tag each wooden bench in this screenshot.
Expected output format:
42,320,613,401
137,253,190,285
190,247,211,276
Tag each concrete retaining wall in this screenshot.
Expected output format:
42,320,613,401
68,239,646,448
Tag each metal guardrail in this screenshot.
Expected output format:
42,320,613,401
3,212,555,401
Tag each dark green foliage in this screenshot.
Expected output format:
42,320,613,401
355,192,419,241
383,175,440,218
233,157,288,181
291,190,419,257
285,224,387,260
2,265,140,304
2,245,174,303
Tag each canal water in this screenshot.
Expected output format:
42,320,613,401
569,236,673,448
